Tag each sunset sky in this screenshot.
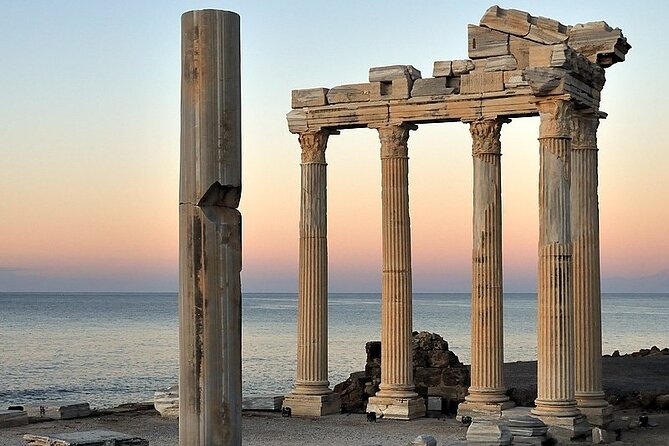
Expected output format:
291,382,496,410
1,1,667,293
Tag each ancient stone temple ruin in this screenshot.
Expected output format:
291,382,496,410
283,4,630,433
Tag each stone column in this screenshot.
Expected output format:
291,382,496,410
367,124,425,420
179,10,242,446
571,110,612,426
532,99,587,434
458,119,513,418
283,130,340,416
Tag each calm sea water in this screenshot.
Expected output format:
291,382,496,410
1,292,667,409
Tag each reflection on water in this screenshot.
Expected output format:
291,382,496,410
1,292,667,408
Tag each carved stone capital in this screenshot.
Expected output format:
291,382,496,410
537,99,574,139
470,119,505,155
377,125,412,158
299,130,329,163
571,111,600,150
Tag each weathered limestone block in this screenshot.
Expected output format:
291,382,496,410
466,418,512,445
154,385,179,418
503,70,528,88
370,78,411,101
410,434,437,446
460,71,504,94
242,396,284,411
432,60,452,77
525,20,569,45
326,83,373,103
568,21,631,67
0,409,28,428
369,65,421,82
410,77,455,97
291,88,328,108
287,109,308,133
24,402,91,420
484,55,518,71
480,6,531,37
452,59,476,75
528,45,553,68
509,35,539,69
524,67,566,96
468,25,509,58
24,431,149,446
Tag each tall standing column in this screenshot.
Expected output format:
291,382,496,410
532,98,586,434
458,119,513,418
283,130,340,417
571,110,612,426
367,124,425,420
179,10,242,446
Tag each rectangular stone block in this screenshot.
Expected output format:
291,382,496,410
326,83,373,104
468,24,509,59
0,410,28,428
369,65,421,82
410,78,455,97
291,88,328,108
24,430,149,446
451,59,475,75
528,45,554,68
432,60,452,78
525,23,568,45
24,402,91,420
484,55,518,72
509,36,537,69
503,70,528,88
242,396,284,411
366,396,426,420
460,71,504,94
480,6,531,37
282,393,340,417
370,78,411,101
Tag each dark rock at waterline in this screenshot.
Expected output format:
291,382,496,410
604,346,669,358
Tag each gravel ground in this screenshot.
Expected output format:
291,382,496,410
2,408,668,446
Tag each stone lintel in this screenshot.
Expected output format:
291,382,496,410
366,396,426,420
291,88,328,109
282,393,340,417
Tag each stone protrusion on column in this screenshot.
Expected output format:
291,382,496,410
366,123,426,420
571,110,612,426
532,98,588,436
179,9,242,446
458,118,514,418
283,130,340,417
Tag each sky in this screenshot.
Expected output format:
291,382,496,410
0,1,667,293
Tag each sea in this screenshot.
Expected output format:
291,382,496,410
1,292,667,409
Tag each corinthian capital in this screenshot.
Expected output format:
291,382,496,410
537,99,574,139
571,111,600,150
299,130,329,163
377,124,412,158
470,119,505,155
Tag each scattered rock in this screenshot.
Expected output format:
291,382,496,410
409,434,437,446
154,385,179,419
655,394,669,410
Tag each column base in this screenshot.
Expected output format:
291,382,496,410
366,395,426,420
577,404,613,427
457,399,515,420
536,414,590,441
282,392,340,417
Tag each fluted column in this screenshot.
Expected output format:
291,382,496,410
571,111,612,425
532,98,580,419
283,130,340,417
463,118,511,409
367,123,425,420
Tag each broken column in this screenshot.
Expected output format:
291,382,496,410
366,124,425,420
179,9,242,446
532,98,587,435
283,130,340,416
458,118,513,417
571,110,612,426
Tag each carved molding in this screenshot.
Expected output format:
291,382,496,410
470,119,504,155
537,99,574,139
378,125,411,158
571,111,599,150
299,131,329,163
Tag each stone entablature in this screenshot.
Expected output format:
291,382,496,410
287,5,629,133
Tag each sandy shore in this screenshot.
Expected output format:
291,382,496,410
2,407,668,446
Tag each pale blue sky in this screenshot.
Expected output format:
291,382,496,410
1,1,667,292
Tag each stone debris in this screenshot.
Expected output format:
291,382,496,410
23,402,91,420
506,414,548,445
23,430,148,445
409,434,437,446
0,409,28,429
154,386,179,419
242,396,284,411
466,418,512,445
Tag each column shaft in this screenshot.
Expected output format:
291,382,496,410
295,131,330,394
533,99,580,418
378,125,417,398
572,112,610,418
466,119,509,404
